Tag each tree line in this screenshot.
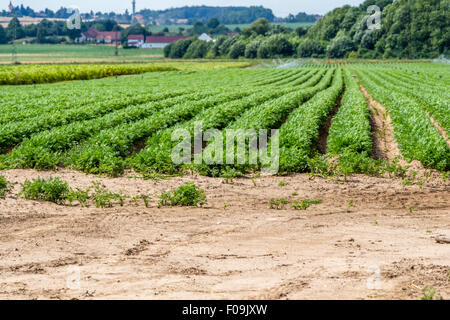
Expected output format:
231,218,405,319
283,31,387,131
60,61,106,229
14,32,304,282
1,5,318,25
166,0,449,60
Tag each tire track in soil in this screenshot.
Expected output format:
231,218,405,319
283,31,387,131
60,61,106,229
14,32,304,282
425,111,450,148
357,82,404,164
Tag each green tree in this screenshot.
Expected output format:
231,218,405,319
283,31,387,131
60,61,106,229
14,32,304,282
7,16,25,40
184,40,210,58
257,34,294,58
0,25,7,44
207,18,220,29
327,35,356,58
229,41,246,59
244,39,262,58
169,38,195,58
297,39,326,57
295,26,308,38
242,18,272,37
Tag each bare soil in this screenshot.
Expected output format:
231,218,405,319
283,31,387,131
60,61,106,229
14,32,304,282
0,168,449,300
359,84,404,163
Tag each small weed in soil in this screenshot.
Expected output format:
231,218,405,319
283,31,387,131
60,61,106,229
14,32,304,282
20,177,70,204
158,182,207,208
0,175,12,198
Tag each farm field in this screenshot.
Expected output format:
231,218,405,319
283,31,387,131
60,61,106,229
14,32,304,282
0,44,165,64
0,61,251,84
0,62,449,300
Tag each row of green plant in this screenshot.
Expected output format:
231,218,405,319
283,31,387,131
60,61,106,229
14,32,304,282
367,68,449,133
3,89,248,172
353,68,449,171
130,70,321,175
325,69,373,168
63,89,251,176
0,89,193,153
196,69,335,176
277,68,344,172
0,64,177,85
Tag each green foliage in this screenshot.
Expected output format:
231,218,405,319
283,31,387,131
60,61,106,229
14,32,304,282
291,199,323,210
67,188,91,207
269,198,288,210
90,181,125,208
158,182,207,207
229,41,246,59
244,39,262,58
242,18,272,37
0,64,176,85
0,25,7,44
305,0,446,59
218,36,238,57
297,39,326,57
0,175,12,198
20,177,70,204
184,40,211,59
327,69,373,157
257,34,294,58
327,36,356,58
168,38,195,58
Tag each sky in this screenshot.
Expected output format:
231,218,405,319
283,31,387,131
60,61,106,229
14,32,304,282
5,0,366,17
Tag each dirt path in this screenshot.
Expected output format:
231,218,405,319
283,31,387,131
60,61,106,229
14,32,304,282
426,112,450,147
0,169,449,300
358,84,404,163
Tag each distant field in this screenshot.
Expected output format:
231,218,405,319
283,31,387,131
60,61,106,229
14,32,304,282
0,61,252,84
0,16,67,28
0,44,165,64
147,22,315,32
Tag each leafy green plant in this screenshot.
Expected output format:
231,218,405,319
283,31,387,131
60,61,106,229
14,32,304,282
347,200,354,212
421,287,440,300
0,175,12,198
20,177,70,204
140,194,151,208
67,188,91,207
158,182,207,207
278,181,287,187
269,198,288,210
91,181,125,208
291,199,323,210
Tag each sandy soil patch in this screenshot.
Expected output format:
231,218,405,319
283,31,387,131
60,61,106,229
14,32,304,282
0,169,449,300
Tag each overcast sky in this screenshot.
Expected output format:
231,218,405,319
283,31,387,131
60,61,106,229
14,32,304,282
6,1,366,16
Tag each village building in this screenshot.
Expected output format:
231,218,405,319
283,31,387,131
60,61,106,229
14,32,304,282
76,28,121,44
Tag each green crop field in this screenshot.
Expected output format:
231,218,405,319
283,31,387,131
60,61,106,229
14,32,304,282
0,44,165,64
0,62,448,177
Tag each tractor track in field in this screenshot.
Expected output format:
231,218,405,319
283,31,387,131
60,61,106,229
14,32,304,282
358,83,405,164
425,111,450,147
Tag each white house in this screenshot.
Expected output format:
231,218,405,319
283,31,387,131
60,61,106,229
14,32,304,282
198,33,213,42
127,34,145,47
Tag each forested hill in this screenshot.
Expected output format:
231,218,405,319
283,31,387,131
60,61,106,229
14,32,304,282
138,6,276,24
306,0,449,58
